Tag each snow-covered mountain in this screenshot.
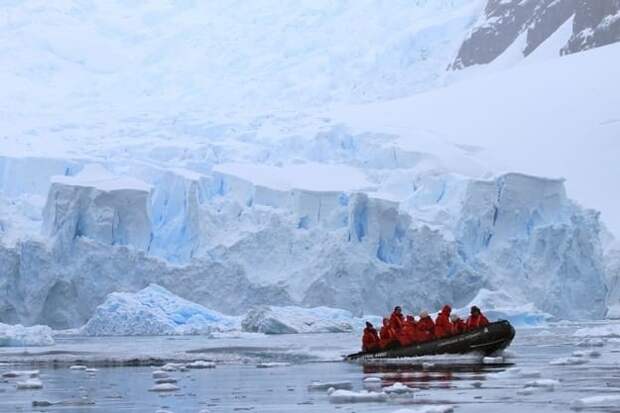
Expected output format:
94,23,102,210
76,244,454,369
0,1,619,329
451,0,620,69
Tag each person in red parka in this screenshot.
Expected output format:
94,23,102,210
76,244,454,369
434,305,452,338
379,318,398,349
466,306,490,330
362,321,381,352
398,315,419,346
417,311,435,341
450,313,466,335
389,306,405,332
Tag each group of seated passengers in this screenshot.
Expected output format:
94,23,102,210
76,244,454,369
362,305,489,352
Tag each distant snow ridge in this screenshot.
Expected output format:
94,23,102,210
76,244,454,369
81,284,240,336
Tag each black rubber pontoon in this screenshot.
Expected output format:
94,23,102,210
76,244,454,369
345,320,515,361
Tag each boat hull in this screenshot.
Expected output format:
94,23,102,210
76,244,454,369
346,320,515,361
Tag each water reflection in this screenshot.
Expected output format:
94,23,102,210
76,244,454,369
362,361,513,390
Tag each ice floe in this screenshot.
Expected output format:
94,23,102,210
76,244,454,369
574,324,620,338
571,395,620,409
391,407,454,413
149,383,180,392
308,381,353,391
186,360,216,369
549,357,589,366
16,378,43,389
328,389,388,404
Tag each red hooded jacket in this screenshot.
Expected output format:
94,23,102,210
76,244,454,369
398,316,419,346
379,319,398,349
362,326,380,352
434,305,452,338
389,310,405,332
466,313,490,330
417,315,435,341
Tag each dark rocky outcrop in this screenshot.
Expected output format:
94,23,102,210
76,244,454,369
451,0,620,69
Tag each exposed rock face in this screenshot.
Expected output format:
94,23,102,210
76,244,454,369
562,0,620,55
451,0,620,69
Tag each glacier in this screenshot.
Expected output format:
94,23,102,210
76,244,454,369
0,1,618,331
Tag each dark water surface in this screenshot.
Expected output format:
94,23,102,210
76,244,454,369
0,324,619,412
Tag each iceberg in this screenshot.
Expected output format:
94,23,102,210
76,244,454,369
241,306,356,334
0,323,54,347
80,284,240,336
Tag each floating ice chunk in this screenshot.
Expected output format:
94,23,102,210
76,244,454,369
81,284,239,336
572,350,601,358
152,370,169,379
161,363,185,372
0,323,54,347
525,379,560,389
576,338,605,347
2,370,39,378
256,362,290,368
363,377,382,383
571,395,620,409
391,406,454,413
549,357,589,366
499,368,541,379
85,368,99,373
328,389,388,404
70,365,87,370
241,305,354,334
384,382,416,394
422,362,435,369
483,356,503,364
155,378,178,384
16,378,43,389
186,360,215,369
149,383,180,392
574,325,620,338
32,399,94,407
308,381,353,391
155,410,174,413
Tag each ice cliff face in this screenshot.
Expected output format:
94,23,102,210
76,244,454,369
0,155,607,328
451,0,620,68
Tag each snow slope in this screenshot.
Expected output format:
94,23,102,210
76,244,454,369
336,42,620,237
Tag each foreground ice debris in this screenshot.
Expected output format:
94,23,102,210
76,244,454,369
256,362,290,368
308,381,353,391
81,284,240,336
16,378,43,390
241,306,356,334
0,323,54,347
186,360,215,369
572,395,620,409
384,382,416,394
2,370,39,378
328,389,388,404
149,383,180,392
392,407,454,413
525,379,560,389
574,324,620,338
549,357,589,366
